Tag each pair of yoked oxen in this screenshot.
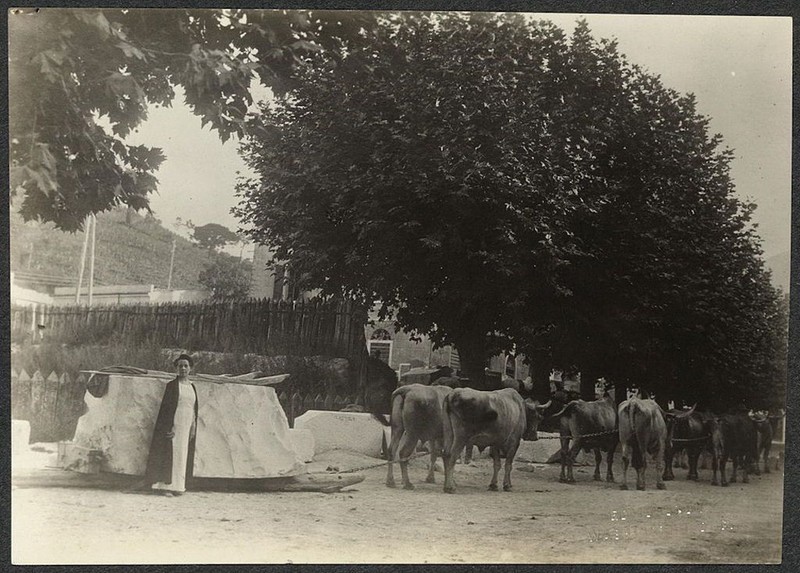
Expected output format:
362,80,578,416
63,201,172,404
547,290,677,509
375,384,777,493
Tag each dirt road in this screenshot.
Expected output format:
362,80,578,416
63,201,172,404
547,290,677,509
12,447,783,564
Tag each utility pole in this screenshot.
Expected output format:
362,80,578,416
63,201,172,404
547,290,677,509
167,238,177,290
281,267,290,301
75,215,91,304
87,214,96,307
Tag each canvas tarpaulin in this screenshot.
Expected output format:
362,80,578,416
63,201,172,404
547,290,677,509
72,369,305,478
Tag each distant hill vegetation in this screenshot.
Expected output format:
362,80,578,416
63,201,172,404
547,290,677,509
11,206,788,296
10,208,232,289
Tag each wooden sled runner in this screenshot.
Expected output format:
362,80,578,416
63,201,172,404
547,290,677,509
12,466,365,494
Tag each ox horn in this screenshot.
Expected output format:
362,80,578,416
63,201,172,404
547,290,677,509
535,400,552,411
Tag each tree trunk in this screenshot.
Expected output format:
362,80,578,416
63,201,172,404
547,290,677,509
529,359,551,403
454,335,488,388
614,380,627,408
580,367,599,401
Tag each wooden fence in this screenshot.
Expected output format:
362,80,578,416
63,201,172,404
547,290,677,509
11,368,366,443
11,369,89,443
277,390,365,428
10,298,367,359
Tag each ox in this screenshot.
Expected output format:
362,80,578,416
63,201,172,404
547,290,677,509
398,365,453,387
618,397,668,491
709,409,758,486
442,387,549,493
749,410,782,475
363,355,400,416
433,375,533,464
663,407,710,482
374,384,452,489
550,393,618,484
431,376,466,389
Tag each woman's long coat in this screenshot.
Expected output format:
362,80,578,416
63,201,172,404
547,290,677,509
144,377,199,485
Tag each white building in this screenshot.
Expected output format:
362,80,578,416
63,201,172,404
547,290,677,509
49,284,209,306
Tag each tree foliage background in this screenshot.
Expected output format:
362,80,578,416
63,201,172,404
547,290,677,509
198,255,254,300
235,12,787,408
9,8,787,409
8,7,377,232
192,223,241,251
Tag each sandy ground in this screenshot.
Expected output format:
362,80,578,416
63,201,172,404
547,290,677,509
11,444,783,565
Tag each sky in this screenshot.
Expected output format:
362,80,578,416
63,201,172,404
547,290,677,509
128,12,792,264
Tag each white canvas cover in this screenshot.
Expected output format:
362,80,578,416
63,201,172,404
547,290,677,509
72,370,305,478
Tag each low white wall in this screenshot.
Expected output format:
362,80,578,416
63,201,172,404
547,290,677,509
294,410,385,458
12,420,31,455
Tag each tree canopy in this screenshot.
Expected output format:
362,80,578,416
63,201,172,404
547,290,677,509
235,12,786,405
198,255,253,300
8,7,379,231
192,222,241,251
9,8,786,408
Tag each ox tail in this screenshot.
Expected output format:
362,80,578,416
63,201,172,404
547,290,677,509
630,402,645,469
442,393,456,458
371,384,412,426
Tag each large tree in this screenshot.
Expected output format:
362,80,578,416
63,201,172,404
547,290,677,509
198,255,253,300
11,8,786,405
236,13,587,382
236,12,787,403
507,22,788,409
191,223,241,251
8,7,379,231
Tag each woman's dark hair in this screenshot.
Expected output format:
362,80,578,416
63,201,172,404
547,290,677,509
173,353,194,367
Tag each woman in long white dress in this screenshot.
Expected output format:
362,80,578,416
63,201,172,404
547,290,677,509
145,354,198,497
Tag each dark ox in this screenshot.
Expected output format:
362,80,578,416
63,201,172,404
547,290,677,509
709,409,759,486
431,376,467,389
663,407,712,482
432,372,522,392
363,356,400,416
442,387,549,493
374,384,452,490
749,410,782,475
398,366,453,387
550,393,618,484
618,397,668,491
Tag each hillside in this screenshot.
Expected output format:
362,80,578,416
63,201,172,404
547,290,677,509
10,208,228,290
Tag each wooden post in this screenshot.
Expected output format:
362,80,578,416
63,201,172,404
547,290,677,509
87,214,96,307
290,392,303,428
303,393,315,413
30,370,45,441
43,371,60,440
75,215,91,304
167,238,176,290
281,267,290,301
30,304,37,341
10,369,30,420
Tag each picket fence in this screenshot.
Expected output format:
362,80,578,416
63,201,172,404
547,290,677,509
10,369,88,443
277,390,364,428
10,368,364,443
10,297,367,359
